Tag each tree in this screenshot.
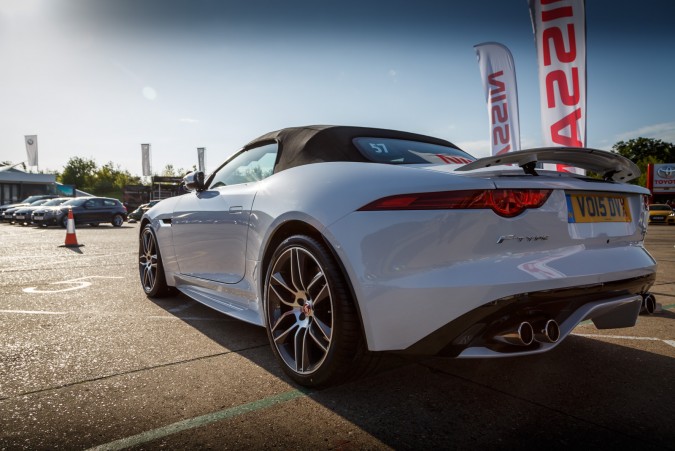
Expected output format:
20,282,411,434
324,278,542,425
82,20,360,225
57,158,141,197
92,162,142,197
612,137,674,163
612,137,675,186
160,163,196,177
58,157,97,191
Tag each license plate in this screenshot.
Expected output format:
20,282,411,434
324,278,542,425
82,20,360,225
566,193,631,223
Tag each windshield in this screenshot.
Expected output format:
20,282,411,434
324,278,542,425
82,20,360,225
353,137,475,165
43,198,69,206
61,198,88,207
649,205,672,211
22,195,46,203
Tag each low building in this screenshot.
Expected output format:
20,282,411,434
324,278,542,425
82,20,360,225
0,167,57,206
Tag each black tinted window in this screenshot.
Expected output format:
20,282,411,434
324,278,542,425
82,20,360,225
353,137,475,165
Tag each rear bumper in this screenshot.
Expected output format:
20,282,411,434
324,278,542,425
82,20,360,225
326,206,656,352
403,273,654,357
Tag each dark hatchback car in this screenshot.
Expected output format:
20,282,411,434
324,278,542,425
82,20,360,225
32,197,127,228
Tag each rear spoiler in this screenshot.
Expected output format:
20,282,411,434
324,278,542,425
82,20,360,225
455,147,640,182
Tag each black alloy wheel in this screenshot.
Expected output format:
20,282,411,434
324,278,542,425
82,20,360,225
264,235,368,387
139,224,170,297
112,214,124,227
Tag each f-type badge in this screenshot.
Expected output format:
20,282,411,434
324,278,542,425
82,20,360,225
497,235,549,244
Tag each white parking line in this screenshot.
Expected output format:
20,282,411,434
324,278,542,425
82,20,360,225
0,310,67,315
572,333,674,347
572,333,661,341
23,276,124,294
147,315,236,321
167,303,193,313
0,310,230,322
0,252,135,273
87,390,307,451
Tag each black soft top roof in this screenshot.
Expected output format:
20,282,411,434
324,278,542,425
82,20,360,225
244,125,460,172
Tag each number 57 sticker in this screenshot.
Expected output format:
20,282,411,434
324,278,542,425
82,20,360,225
23,276,124,294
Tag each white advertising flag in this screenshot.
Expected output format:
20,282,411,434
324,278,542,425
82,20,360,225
24,135,38,168
474,42,521,156
197,147,206,173
529,0,586,173
141,144,151,176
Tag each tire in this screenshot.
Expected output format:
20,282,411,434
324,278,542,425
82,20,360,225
264,235,369,388
111,214,124,227
61,214,69,228
139,225,171,297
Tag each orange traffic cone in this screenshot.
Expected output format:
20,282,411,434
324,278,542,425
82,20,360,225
61,208,83,248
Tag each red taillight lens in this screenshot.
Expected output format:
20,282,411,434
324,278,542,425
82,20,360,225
358,189,552,218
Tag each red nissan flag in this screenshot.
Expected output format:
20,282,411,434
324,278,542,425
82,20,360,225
529,0,586,173
475,42,521,156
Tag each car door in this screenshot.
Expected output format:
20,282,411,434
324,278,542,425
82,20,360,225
171,143,278,284
81,198,104,223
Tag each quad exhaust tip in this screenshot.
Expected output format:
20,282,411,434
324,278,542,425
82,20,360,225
534,319,560,343
641,293,656,315
494,321,534,346
493,319,561,346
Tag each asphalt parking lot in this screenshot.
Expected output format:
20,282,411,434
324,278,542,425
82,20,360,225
1,221,673,450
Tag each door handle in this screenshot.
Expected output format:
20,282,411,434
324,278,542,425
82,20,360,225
229,206,243,213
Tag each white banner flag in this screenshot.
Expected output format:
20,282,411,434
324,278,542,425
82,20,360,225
141,143,151,176
24,135,38,167
197,147,206,173
474,42,521,156
529,0,586,172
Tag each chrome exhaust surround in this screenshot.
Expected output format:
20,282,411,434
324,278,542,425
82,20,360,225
533,319,560,343
493,321,534,346
641,293,656,315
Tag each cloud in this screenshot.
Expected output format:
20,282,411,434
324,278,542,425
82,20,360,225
617,122,675,143
179,117,199,124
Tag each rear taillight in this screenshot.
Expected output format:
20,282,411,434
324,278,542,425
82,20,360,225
358,189,552,218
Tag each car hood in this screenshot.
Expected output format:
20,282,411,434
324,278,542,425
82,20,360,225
2,203,29,209
454,147,639,182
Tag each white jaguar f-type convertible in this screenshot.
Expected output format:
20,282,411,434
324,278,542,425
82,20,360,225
138,125,656,387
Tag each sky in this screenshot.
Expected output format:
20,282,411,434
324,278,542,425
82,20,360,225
1,0,674,176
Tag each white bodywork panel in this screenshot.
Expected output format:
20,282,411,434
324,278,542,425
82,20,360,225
143,153,655,353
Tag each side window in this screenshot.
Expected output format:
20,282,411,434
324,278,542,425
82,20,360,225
209,143,278,188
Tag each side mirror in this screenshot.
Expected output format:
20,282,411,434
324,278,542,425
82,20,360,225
183,171,206,191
